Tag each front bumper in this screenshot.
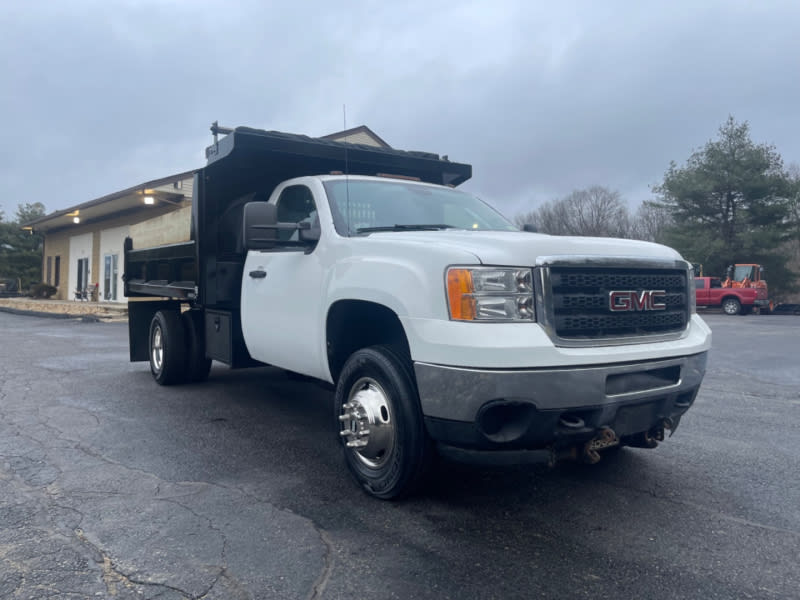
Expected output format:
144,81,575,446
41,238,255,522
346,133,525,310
413,352,707,452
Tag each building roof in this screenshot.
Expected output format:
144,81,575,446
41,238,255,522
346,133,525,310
320,125,392,149
24,170,195,233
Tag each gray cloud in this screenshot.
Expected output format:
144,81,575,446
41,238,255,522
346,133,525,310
2,0,800,221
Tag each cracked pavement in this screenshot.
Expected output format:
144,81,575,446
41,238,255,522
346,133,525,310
1,311,799,599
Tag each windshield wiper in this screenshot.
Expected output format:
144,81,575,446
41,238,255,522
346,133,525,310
355,224,456,234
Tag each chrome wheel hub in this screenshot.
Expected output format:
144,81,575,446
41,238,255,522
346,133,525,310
339,377,395,468
151,325,164,371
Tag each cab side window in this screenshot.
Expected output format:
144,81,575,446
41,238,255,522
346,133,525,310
275,185,317,242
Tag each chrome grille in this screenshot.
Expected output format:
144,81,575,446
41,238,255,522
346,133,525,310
546,266,689,340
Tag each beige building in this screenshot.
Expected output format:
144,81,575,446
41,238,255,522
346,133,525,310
26,126,387,302
26,171,195,302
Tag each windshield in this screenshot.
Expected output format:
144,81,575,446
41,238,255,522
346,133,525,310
322,179,517,236
733,265,756,281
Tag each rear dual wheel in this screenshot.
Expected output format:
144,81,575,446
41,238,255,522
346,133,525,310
182,311,212,382
149,309,211,385
149,310,186,385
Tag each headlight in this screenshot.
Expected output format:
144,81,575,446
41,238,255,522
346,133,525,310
446,267,535,321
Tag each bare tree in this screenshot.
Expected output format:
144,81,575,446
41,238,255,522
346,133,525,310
516,186,631,237
513,210,537,229
629,200,674,242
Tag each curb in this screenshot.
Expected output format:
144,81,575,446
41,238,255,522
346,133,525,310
0,306,115,322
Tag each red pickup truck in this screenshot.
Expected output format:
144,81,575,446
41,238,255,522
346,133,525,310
694,277,769,315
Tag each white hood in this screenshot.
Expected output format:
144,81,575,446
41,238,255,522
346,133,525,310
359,230,684,266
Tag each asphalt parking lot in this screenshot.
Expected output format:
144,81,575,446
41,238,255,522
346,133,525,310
1,311,798,599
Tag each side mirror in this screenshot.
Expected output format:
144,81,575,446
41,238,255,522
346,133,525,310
299,225,321,243
243,202,278,251
522,223,538,233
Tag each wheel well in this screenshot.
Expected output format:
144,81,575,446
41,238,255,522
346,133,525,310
722,295,741,304
326,300,410,382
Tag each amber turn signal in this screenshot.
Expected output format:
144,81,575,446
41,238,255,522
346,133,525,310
447,268,476,320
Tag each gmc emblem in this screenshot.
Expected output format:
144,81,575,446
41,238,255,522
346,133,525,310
608,290,667,312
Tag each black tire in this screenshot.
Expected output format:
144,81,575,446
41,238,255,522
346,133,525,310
721,297,741,315
149,310,187,385
182,311,212,383
335,345,432,500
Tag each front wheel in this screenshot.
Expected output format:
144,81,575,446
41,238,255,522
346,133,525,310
721,297,741,315
335,346,432,499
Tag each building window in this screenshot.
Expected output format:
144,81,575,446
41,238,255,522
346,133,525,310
46,256,52,285
54,256,61,286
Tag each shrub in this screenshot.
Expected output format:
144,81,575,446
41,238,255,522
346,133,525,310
29,282,57,298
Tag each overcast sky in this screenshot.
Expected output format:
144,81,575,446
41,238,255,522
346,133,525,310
2,0,800,222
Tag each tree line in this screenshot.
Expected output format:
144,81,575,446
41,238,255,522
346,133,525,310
2,117,799,299
515,117,800,299
0,202,46,291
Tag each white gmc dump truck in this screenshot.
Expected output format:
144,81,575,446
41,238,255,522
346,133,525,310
124,126,711,499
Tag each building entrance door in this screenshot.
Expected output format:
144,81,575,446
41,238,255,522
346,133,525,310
103,254,119,301
76,257,89,299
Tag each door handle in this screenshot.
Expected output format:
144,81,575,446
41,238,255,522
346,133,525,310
249,269,267,279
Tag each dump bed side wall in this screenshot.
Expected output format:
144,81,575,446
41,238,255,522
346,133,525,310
123,238,198,300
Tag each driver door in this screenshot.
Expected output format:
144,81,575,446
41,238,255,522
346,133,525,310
240,184,327,378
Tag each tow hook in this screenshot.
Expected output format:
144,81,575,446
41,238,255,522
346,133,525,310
581,428,618,464
628,426,665,449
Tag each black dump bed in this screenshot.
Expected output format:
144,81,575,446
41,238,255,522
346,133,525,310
204,127,472,188
124,126,472,307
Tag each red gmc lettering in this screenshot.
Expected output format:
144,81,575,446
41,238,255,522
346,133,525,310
609,290,667,312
